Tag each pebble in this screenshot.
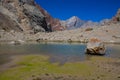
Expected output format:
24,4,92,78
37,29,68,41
117,75,120,78
45,73,49,76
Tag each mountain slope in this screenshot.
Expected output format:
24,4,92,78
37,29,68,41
0,10,23,32
36,5,65,31
0,0,64,33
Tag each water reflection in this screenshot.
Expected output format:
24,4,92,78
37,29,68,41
0,43,120,65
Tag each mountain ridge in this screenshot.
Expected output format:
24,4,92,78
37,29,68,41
61,16,100,29
60,8,120,29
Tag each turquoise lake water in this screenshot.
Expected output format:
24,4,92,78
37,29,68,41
0,42,120,65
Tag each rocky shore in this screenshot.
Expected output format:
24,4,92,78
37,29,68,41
0,23,120,44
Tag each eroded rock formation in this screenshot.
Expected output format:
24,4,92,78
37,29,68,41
0,0,64,33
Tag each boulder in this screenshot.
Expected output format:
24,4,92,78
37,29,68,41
85,38,105,55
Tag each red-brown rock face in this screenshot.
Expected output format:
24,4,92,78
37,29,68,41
35,4,65,31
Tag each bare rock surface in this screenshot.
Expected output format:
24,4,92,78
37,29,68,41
0,0,59,33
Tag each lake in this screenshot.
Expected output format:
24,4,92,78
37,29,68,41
0,42,120,65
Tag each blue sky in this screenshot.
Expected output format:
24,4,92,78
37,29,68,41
35,0,120,22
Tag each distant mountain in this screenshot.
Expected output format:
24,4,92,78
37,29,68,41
99,19,111,25
61,8,120,29
111,8,120,23
61,16,86,30
81,21,99,28
100,8,120,25
61,16,100,29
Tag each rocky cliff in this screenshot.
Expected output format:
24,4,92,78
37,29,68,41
0,0,64,33
0,0,49,33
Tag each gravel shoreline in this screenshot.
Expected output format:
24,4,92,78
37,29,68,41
0,23,120,44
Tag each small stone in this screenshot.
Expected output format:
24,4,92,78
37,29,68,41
108,70,111,72
54,76,63,80
35,77,41,80
97,76,100,79
32,79,36,80
68,75,71,77
32,75,35,77
117,75,120,78
97,65,100,67
45,73,49,76
100,74,105,77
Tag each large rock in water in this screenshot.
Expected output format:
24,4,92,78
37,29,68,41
86,38,105,55
0,0,53,33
